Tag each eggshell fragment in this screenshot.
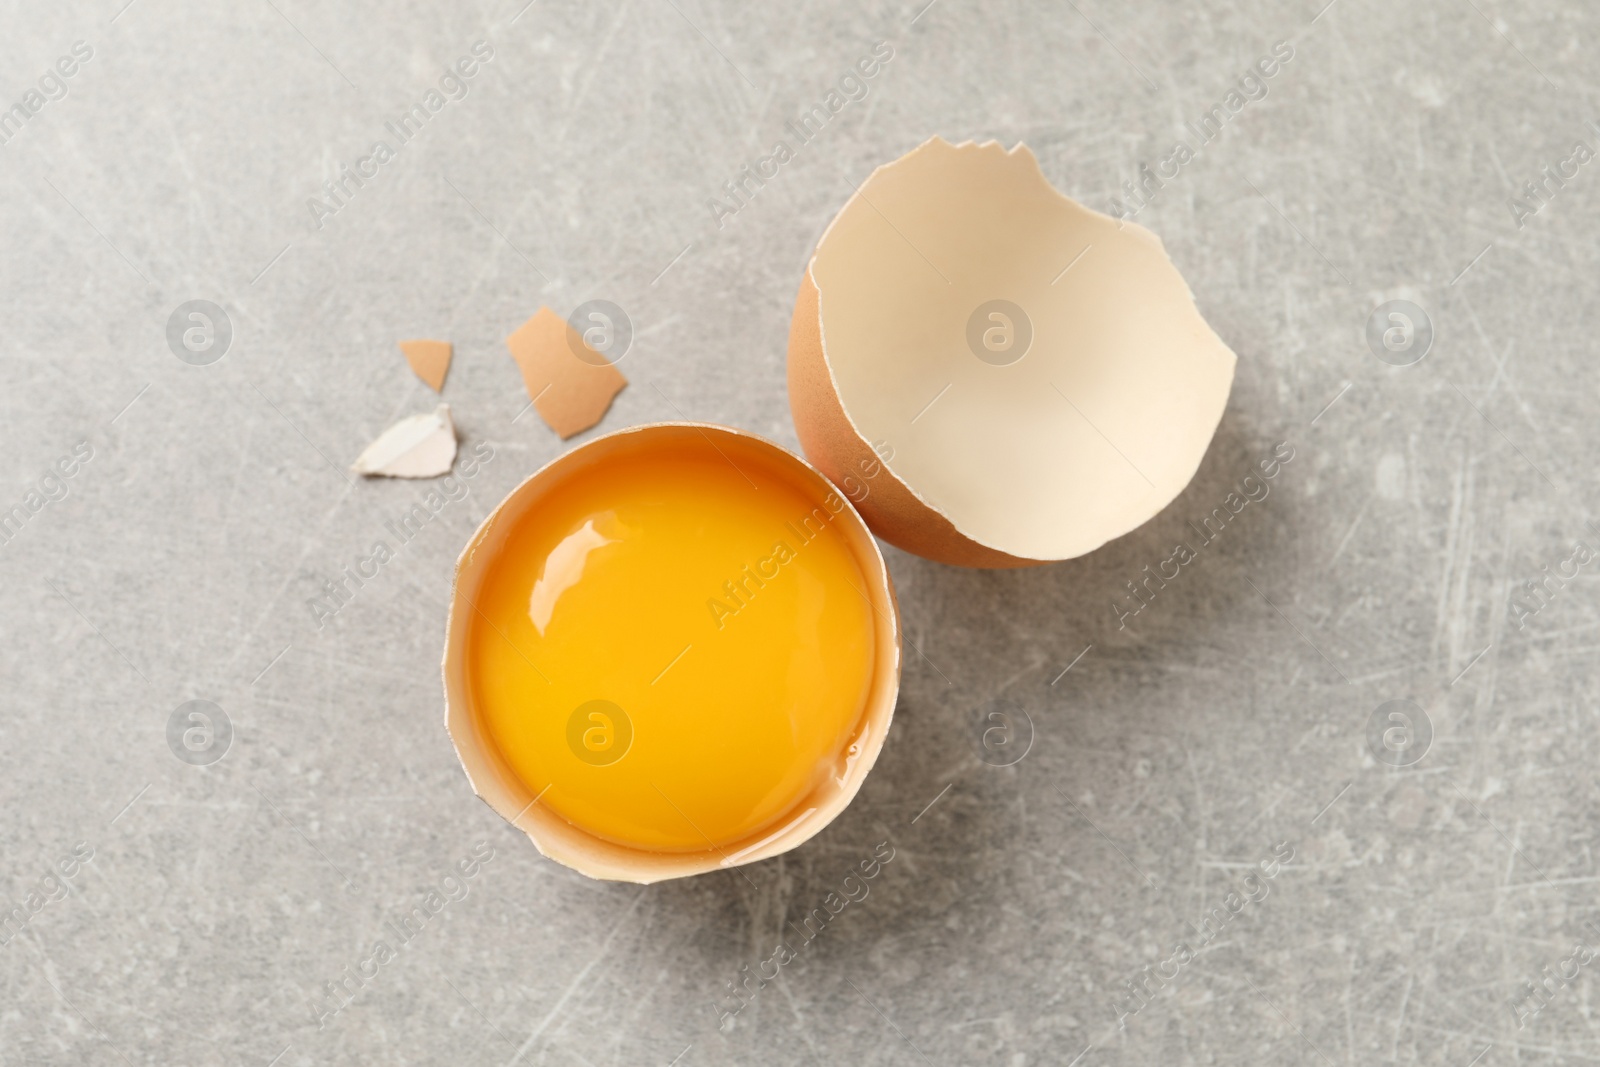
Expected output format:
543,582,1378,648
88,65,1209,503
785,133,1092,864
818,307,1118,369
788,137,1237,567
505,307,627,439
400,339,452,392
351,403,457,478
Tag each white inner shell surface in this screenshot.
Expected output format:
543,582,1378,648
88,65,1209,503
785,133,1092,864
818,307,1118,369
810,138,1237,561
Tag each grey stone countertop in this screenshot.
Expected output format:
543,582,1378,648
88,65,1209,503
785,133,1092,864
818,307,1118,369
3,0,1598,1064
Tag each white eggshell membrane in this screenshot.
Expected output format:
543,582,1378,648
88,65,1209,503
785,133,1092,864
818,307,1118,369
352,403,458,478
810,138,1237,561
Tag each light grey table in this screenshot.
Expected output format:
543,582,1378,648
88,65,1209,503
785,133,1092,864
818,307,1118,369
3,0,1596,1063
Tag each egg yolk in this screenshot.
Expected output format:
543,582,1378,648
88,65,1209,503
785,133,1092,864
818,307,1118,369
466,439,876,853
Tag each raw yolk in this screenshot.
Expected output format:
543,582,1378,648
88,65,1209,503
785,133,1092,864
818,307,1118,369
466,440,876,853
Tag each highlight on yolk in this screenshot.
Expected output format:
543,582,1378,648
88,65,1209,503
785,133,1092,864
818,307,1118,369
465,434,877,854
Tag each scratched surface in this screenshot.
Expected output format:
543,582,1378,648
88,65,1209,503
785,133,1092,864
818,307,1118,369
2,0,1597,1064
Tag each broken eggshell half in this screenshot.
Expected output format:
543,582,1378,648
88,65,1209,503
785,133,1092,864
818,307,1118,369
442,422,902,883
788,136,1237,567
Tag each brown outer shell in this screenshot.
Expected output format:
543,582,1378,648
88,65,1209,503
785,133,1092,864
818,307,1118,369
442,421,903,883
787,268,1044,568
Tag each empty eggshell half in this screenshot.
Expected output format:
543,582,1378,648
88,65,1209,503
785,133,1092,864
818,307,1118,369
788,136,1237,567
